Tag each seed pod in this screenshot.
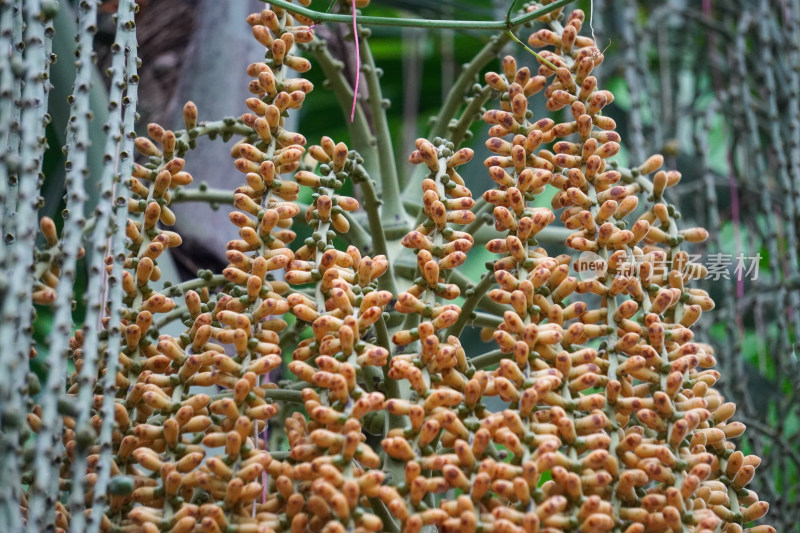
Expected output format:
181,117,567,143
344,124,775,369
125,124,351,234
177,102,198,133
132,448,163,471
732,464,755,489
681,227,709,243
638,154,663,175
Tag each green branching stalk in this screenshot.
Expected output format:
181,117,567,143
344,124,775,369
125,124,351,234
448,84,494,148
171,185,234,205
170,185,375,254
262,389,305,403
359,35,409,239
582,119,625,522
447,270,495,337
0,2,52,528
404,33,511,199
163,273,228,298
263,0,576,31
373,315,400,400
305,38,379,175
174,119,254,157
469,348,505,370
427,33,511,142
352,163,398,294
442,266,508,316
367,496,400,533
470,311,504,329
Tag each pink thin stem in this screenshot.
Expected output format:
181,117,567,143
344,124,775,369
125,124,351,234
351,0,359,123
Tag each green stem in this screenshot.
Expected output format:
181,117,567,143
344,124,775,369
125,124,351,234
374,316,401,401
360,36,410,238
354,165,398,295
354,167,388,256
339,211,371,250
1,2,51,529
505,30,559,71
0,5,23,259
393,257,506,317
163,274,228,297
28,1,97,530
63,3,115,532
267,451,290,460
305,39,379,177
286,380,308,390
170,186,234,205
446,267,508,316
155,306,191,330
471,311,504,329
170,188,377,252
368,497,400,533
263,0,576,30
470,349,506,370
72,1,138,531
404,33,512,198
262,389,305,403
447,271,496,337
0,4,18,269
450,84,494,147
174,120,255,157
430,31,504,134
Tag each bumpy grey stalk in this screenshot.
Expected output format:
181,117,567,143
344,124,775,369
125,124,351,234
0,2,23,257
66,0,139,530
0,1,53,529
594,0,800,526
26,0,97,529
0,1,16,269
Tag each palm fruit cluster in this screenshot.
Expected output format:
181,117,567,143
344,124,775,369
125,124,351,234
442,7,767,533
22,4,316,532
371,6,771,533
279,138,400,533
381,138,477,532
17,1,775,532
101,6,318,532
24,108,197,531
